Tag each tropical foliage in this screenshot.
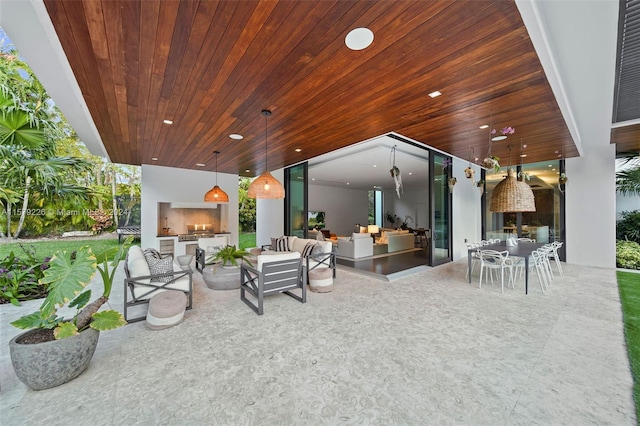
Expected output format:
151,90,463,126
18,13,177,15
0,244,50,305
0,43,141,240
617,210,640,244
239,177,256,232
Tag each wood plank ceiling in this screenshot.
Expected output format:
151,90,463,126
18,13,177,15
43,0,581,176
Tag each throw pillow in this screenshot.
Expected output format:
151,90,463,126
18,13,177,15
147,256,174,282
143,248,162,263
311,243,324,256
301,241,316,258
275,236,289,252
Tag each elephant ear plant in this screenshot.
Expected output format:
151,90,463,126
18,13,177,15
11,239,131,342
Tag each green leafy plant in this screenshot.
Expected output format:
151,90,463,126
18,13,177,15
10,237,132,340
207,245,253,267
617,210,640,244
617,240,640,270
0,245,50,306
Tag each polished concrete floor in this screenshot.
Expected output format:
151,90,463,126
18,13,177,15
1,259,635,425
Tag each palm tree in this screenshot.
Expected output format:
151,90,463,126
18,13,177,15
0,89,90,239
616,152,640,196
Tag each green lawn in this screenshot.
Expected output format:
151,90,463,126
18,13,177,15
0,238,125,260
0,233,257,259
617,270,640,419
238,233,256,250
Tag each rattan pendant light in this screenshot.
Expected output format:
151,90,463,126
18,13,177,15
489,147,536,212
204,150,229,203
248,110,285,199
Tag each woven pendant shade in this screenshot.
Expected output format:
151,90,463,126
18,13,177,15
248,109,285,199
489,168,536,212
204,185,229,203
247,171,285,199
204,150,229,203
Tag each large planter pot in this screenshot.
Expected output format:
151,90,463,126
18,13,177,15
202,265,241,290
9,327,100,391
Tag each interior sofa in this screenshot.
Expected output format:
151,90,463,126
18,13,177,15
335,233,373,259
379,230,415,253
263,235,336,277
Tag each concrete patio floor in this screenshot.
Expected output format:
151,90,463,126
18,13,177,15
0,259,635,425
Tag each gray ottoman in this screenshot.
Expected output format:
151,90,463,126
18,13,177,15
308,268,334,293
146,290,187,330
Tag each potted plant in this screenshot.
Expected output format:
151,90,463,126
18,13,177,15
518,171,531,181
464,166,475,179
448,177,457,191
207,245,253,268
9,240,130,390
559,173,568,185
481,156,500,172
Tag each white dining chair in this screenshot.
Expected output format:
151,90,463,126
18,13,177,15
478,249,513,294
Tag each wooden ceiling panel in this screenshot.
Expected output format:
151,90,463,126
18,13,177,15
43,0,592,175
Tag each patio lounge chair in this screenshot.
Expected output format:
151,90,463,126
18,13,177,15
240,252,306,315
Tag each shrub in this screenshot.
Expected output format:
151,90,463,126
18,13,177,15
617,210,640,244
0,245,51,305
617,240,640,270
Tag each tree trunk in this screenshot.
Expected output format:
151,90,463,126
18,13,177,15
14,175,31,239
6,202,12,238
111,169,118,227
75,295,108,331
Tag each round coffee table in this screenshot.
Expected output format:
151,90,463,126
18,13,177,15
202,264,241,290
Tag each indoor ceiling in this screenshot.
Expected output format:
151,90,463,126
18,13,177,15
41,0,586,177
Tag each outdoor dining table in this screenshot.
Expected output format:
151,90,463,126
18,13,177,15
468,241,545,294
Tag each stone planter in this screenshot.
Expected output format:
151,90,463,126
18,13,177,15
202,265,241,290
9,327,100,391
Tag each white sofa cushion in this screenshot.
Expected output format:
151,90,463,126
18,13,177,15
257,251,300,272
127,246,151,284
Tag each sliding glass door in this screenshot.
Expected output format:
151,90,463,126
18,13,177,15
430,153,452,265
284,163,307,238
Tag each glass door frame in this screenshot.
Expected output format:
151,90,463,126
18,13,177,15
284,162,308,238
429,152,453,266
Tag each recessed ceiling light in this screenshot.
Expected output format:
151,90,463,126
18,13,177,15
245,169,250,173
548,165,553,167
196,163,205,167
520,154,527,158
312,178,315,181
409,172,413,175
491,135,508,141
346,182,350,185
373,164,377,167
151,157,158,161
295,148,302,152
428,91,442,98
479,124,489,129
523,144,527,148
229,134,243,140
552,168,557,171
163,119,173,125
345,27,374,50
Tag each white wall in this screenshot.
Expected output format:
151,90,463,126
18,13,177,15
309,183,369,236
141,165,239,249
566,147,617,267
617,194,640,215
452,160,483,260
383,188,428,229
255,169,285,247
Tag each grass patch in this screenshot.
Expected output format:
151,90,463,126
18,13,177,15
238,233,256,250
0,238,124,260
617,270,640,419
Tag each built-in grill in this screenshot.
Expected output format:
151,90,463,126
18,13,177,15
178,225,215,242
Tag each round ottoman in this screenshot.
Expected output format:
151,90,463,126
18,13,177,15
308,268,334,293
146,290,187,330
